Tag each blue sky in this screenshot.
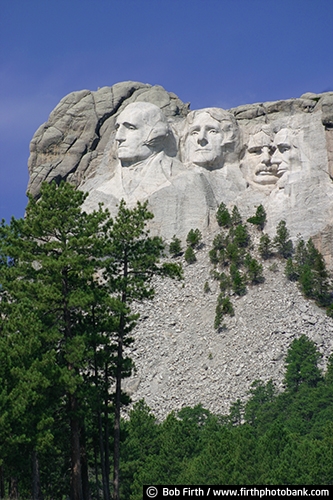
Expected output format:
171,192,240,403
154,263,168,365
1,0,332,222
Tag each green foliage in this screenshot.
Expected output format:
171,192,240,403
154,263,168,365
285,257,299,281
273,220,293,258
247,204,267,230
0,182,182,499
284,336,322,392
186,228,202,248
244,254,264,284
214,293,235,329
169,235,182,257
226,242,243,266
233,224,250,248
219,272,231,292
203,281,210,293
230,263,247,296
258,233,273,260
185,246,196,264
119,336,333,493
285,237,331,309
231,205,242,226
216,202,231,228
209,247,219,265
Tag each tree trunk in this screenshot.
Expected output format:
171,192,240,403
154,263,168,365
9,477,18,499
113,327,123,500
70,395,83,500
98,409,110,500
0,465,4,499
93,437,100,500
80,428,91,500
32,450,44,500
104,364,111,487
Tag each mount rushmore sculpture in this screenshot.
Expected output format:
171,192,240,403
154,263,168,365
27,81,333,264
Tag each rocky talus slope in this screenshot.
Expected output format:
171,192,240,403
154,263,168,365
124,228,333,420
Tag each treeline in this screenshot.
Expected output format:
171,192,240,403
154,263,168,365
120,336,333,498
0,182,181,500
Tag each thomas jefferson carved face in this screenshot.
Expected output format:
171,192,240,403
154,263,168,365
115,102,169,167
183,108,239,170
245,131,278,186
271,128,300,178
184,112,224,169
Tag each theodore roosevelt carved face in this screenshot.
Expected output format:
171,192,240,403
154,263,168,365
243,129,278,186
183,108,240,170
115,102,169,167
242,127,301,188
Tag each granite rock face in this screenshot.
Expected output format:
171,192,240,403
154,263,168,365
27,83,333,416
28,82,333,263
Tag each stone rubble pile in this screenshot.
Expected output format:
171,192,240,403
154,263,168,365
124,228,333,420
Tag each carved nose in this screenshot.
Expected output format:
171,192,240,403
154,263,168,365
115,125,125,143
261,149,271,165
198,137,208,146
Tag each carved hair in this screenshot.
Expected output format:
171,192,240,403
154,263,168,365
182,107,241,163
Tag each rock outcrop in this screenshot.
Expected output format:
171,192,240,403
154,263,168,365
27,82,333,417
28,81,333,263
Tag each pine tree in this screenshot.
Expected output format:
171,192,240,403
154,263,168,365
104,199,182,500
247,205,267,230
216,202,231,228
285,258,299,281
231,205,242,226
258,233,273,260
230,263,247,296
273,220,293,258
185,246,197,264
284,336,322,392
186,228,202,248
0,181,112,500
233,224,250,248
169,235,182,257
245,255,264,284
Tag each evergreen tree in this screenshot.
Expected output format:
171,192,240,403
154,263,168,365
233,224,250,248
258,233,273,260
247,204,267,230
169,235,182,257
245,255,264,284
186,228,202,248
104,199,182,500
0,181,112,500
231,205,242,226
216,202,231,228
230,264,246,296
284,336,322,392
185,246,197,264
273,220,293,258
285,257,299,281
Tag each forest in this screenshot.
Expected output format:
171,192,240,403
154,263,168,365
0,183,332,499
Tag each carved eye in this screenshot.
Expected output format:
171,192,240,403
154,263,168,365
208,129,218,134
124,122,137,130
190,130,199,136
248,147,262,155
278,144,290,154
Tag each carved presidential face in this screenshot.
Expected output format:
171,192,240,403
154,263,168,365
115,102,168,167
184,112,224,169
271,129,300,178
245,131,278,186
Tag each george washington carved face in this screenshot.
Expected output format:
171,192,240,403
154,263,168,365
115,102,169,167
